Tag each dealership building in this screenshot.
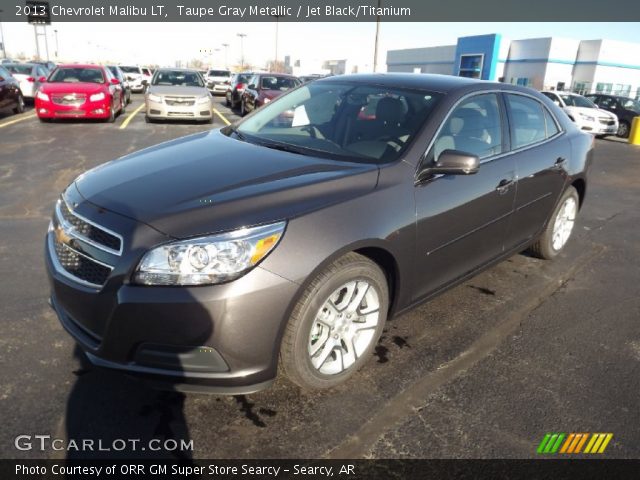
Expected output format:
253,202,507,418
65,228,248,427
386,34,640,99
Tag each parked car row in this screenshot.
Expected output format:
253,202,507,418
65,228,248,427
542,90,639,138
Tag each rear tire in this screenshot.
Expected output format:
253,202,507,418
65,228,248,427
106,104,116,123
240,100,247,117
225,94,231,107
529,186,579,260
13,94,25,114
279,252,389,390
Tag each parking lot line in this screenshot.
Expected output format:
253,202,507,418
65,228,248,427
212,108,231,125
0,113,37,129
119,103,146,130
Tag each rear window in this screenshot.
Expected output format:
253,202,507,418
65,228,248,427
6,65,33,75
119,66,140,74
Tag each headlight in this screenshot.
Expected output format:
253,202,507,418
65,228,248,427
147,93,163,103
134,221,286,286
36,91,50,101
579,113,595,122
196,95,211,104
89,92,106,102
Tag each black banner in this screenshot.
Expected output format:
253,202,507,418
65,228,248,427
2,459,640,480
3,0,640,22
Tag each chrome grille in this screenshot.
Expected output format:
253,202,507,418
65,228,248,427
53,238,112,287
57,198,122,254
164,96,195,106
599,117,615,126
52,93,86,106
50,196,123,288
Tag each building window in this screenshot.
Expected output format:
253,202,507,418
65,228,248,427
613,84,631,96
458,54,484,79
595,83,613,93
572,81,590,95
516,77,530,87
636,87,640,101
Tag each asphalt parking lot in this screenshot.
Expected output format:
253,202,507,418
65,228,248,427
0,95,639,459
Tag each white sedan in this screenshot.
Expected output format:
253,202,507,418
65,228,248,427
542,91,618,137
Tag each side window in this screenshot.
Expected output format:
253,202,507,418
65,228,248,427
543,108,560,138
541,92,561,107
506,94,547,149
433,93,503,160
598,97,615,109
249,76,258,88
0,66,9,79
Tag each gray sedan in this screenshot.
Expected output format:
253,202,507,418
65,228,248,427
144,68,213,123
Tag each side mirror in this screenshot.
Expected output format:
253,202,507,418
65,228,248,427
38,76,47,83
110,78,120,85
417,150,480,182
248,84,256,90
432,150,480,175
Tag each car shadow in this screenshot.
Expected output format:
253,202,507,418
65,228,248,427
63,287,213,461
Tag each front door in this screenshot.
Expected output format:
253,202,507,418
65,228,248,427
413,92,516,301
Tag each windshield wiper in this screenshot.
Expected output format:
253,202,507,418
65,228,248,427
257,141,313,157
228,125,247,142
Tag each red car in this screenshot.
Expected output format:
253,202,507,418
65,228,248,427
240,73,301,116
35,64,125,122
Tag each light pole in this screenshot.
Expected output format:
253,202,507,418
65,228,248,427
54,29,59,59
237,33,246,69
221,43,229,69
0,9,7,59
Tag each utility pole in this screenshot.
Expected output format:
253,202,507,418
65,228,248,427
237,33,247,69
0,10,6,59
273,16,280,72
373,0,381,72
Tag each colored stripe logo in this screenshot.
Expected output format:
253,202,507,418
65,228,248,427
537,433,613,454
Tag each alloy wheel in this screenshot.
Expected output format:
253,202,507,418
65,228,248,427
308,280,380,375
552,196,577,251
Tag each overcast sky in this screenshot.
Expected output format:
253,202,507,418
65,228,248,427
1,21,639,71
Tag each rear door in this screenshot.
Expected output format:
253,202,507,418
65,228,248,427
0,66,10,110
503,93,569,249
413,92,516,300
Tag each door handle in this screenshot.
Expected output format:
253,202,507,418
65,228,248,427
553,157,567,169
496,178,514,194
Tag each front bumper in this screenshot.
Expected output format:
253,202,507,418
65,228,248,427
146,99,212,120
45,196,299,393
35,99,112,119
578,119,619,135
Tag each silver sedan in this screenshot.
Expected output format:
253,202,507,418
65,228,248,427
144,69,213,123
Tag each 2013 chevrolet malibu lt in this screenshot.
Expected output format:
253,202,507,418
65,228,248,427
46,74,593,393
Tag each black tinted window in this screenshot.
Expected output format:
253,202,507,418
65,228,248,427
506,95,547,149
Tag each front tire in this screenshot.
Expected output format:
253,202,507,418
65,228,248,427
617,121,630,138
279,252,389,390
529,186,579,260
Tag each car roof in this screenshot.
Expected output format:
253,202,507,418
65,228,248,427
319,73,492,93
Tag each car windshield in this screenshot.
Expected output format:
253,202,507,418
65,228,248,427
234,82,443,163
6,64,33,75
152,70,204,87
560,94,595,108
260,76,300,91
119,66,140,74
49,67,105,84
208,70,230,77
621,98,640,111
107,67,121,78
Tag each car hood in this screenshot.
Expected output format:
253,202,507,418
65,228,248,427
74,130,379,239
148,85,208,96
41,82,106,94
566,106,617,120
